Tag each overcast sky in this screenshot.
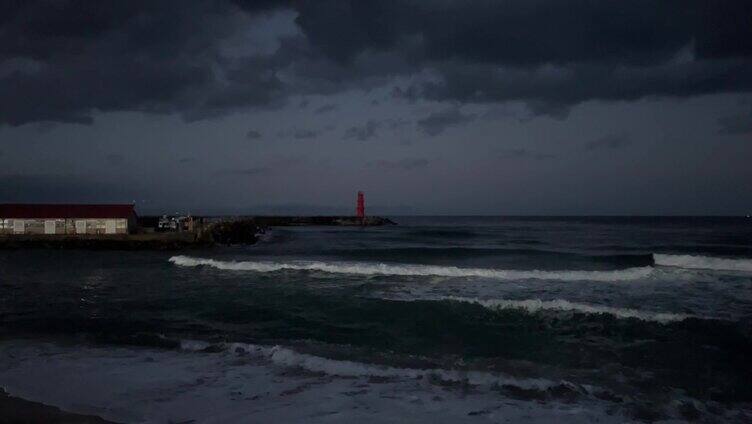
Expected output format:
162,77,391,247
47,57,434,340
1,0,751,215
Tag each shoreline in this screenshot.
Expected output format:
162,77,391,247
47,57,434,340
0,339,629,423
0,389,116,424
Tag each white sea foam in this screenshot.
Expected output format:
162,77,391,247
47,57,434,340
169,255,653,282
654,254,752,272
265,345,560,389
0,340,626,423
180,339,563,391
179,339,213,351
440,296,693,323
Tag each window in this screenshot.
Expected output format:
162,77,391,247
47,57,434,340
44,220,56,234
105,220,117,234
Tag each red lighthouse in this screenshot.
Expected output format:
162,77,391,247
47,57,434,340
356,191,365,221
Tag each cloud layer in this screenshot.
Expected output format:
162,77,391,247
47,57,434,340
2,0,752,125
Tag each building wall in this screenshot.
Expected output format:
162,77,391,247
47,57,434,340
0,218,14,234
0,218,129,235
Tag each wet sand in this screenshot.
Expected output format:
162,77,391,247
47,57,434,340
0,389,115,424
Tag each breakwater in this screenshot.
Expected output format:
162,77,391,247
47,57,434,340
244,216,396,226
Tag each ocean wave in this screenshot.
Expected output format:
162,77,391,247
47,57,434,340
179,339,570,391
439,296,694,323
327,248,654,265
403,228,479,238
169,255,653,282
654,254,752,272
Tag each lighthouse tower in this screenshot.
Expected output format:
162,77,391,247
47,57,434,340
356,191,365,221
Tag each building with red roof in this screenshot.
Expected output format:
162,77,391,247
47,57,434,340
0,204,137,235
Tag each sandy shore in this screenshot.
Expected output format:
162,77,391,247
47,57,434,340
0,389,115,424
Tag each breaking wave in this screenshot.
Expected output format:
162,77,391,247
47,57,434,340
326,248,654,267
654,254,752,272
439,296,694,323
179,339,572,391
169,255,653,282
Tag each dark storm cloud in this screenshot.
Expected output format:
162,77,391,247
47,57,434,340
314,104,338,114
413,59,752,117
246,130,262,139
275,127,324,139
104,154,125,166
230,0,291,13
0,173,140,202
344,120,379,141
391,85,420,103
498,149,555,160
369,158,429,171
0,0,282,126
583,134,632,151
417,108,476,136
2,0,752,125
290,0,752,114
292,1,744,66
213,167,271,177
343,118,410,141
717,112,752,135
293,129,319,139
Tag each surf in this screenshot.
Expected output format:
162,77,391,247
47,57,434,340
178,339,575,392
436,296,695,323
653,254,752,272
169,255,654,282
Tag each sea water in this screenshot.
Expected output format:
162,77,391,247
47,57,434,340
1,216,751,422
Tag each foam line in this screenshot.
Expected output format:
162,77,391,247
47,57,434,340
169,255,653,282
654,254,752,272
179,340,569,391
440,296,694,323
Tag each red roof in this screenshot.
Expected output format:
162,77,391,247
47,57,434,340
0,204,136,219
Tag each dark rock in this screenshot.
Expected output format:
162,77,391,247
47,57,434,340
209,219,261,245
